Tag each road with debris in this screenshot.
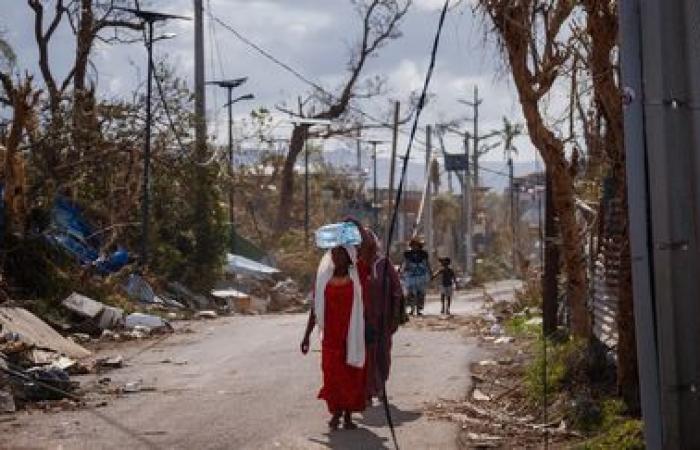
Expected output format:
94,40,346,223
2,282,519,450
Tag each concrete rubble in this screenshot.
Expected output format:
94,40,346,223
62,292,125,333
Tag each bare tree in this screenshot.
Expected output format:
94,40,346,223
27,0,142,164
274,0,411,233
477,0,592,338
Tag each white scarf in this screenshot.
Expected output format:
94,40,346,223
314,246,365,368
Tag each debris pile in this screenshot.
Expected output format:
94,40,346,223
1,307,90,413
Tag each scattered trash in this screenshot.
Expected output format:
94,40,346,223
96,355,123,369
466,432,503,442
159,358,188,366
478,360,498,366
124,313,169,331
61,293,125,332
98,306,125,330
123,381,156,394
494,336,514,344
123,381,141,393
472,388,492,401
224,253,280,279
22,366,73,401
46,196,129,275
168,282,210,309
194,310,217,320
0,307,91,359
125,274,164,305
211,288,249,299
489,324,504,336
0,390,16,413
525,317,543,326
70,333,91,344
62,293,104,319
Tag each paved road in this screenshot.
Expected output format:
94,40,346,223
1,283,517,450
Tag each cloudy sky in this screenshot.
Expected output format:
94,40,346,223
2,0,540,187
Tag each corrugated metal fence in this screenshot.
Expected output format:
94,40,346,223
591,193,624,350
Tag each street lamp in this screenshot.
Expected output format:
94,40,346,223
116,7,190,268
287,117,332,244
208,78,254,254
358,138,387,232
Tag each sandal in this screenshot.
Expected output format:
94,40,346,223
328,415,341,431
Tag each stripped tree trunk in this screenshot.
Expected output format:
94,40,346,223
480,0,592,338
582,0,639,411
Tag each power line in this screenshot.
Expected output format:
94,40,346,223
205,8,517,186
208,11,430,147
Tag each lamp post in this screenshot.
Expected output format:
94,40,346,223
208,78,253,253
361,139,386,233
116,7,190,267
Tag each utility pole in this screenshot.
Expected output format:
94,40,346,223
194,0,206,169
368,140,382,233
142,18,155,267
425,125,434,261
356,127,362,172
464,133,473,275
460,86,482,190
386,101,400,247
508,153,517,274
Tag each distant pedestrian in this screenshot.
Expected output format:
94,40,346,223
432,257,457,315
300,244,366,431
400,237,431,316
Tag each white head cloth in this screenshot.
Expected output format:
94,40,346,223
313,245,365,368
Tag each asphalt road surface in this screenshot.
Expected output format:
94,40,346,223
1,283,519,450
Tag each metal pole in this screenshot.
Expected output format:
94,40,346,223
509,155,516,274
227,87,235,253
619,0,662,445
304,135,309,244
542,170,558,337
356,128,362,172
141,20,154,267
619,0,674,446
425,125,433,261
373,141,378,232
194,0,206,164
387,101,400,247
473,86,480,192
464,134,473,274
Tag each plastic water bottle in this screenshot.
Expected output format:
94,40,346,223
315,222,362,249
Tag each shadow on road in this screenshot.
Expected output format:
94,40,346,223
309,427,391,449
359,403,422,427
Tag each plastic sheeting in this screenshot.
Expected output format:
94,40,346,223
47,196,129,274
224,253,280,278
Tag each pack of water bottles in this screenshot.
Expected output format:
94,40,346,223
315,222,362,249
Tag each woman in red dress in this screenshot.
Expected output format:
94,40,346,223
301,246,366,430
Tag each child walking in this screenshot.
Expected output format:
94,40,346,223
432,257,457,315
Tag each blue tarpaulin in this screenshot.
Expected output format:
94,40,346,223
46,196,129,274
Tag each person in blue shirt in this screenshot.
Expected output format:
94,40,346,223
400,237,431,316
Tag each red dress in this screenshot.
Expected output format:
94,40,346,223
318,281,366,414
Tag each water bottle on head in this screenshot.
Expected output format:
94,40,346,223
315,222,362,249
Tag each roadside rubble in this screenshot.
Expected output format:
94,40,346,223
421,288,584,448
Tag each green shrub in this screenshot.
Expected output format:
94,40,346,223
524,336,587,405
577,418,645,450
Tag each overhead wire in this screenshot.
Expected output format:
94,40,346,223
207,11,431,147
379,2,451,449
206,8,515,187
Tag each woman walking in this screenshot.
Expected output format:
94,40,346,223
300,244,366,430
